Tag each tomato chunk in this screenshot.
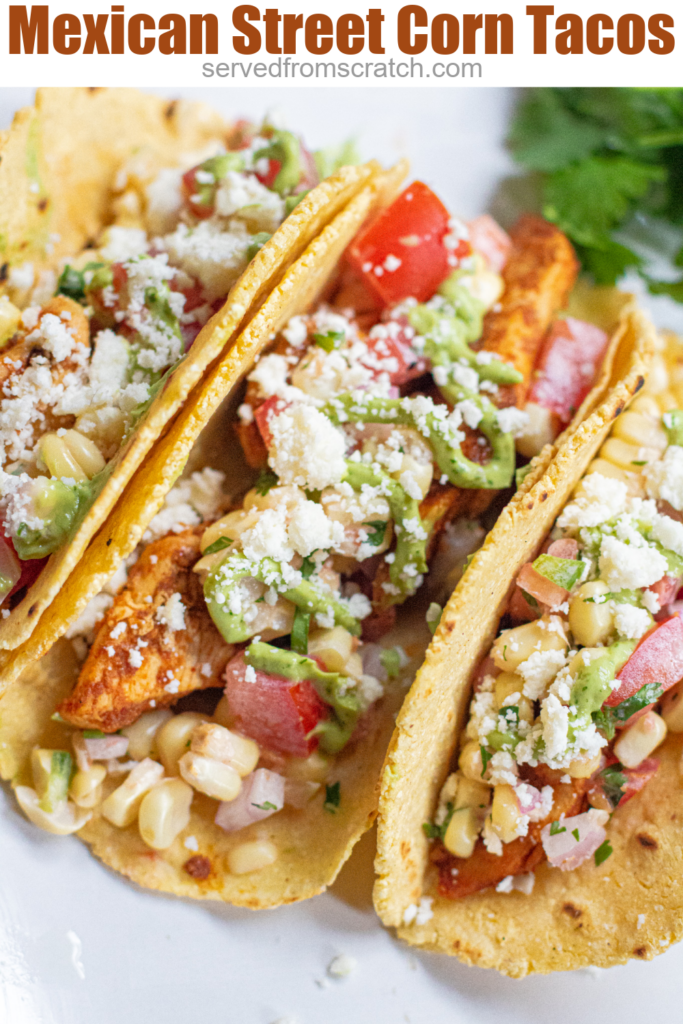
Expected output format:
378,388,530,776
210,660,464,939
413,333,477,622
467,214,511,273
607,615,683,707
224,652,328,757
529,317,610,424
620,757,660,803
647,574,681,609
347,182,462,306
254,395,287,449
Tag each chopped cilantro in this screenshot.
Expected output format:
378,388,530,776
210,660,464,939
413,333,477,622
203,536,233,556
291,607,310,655
300,554,317,579
508,88,683,301
502,645,507,662
515,463,533,488
380,647,402,679
522,589,539,611
255,469,278,496
324,781,341,813
422,801,455,841
598,763,628,809
314,330,344,353
363,520,388,547
631,460,647,466
572,828,580,841
480,745,493,777
82,729,106,739
594,839,613,866
56,261,104,302
549,820,566,836
252,801,278,811
592,681,663,739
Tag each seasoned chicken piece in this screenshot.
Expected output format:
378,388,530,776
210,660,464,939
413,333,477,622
58,528,233,732
434,776,589,899
480,215,579,408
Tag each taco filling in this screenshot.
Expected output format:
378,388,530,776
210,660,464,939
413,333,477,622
426,331,683,898
0,120,328,615
12,184,605,877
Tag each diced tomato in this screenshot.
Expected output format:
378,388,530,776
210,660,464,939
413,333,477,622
228,118,258,151
508,585,540,623
516,563,567,610
255,158,282,190
607,615,683,707
254,395,287,450
223,653,328,757
362,317,428,386
0,529,47,602
647,575,681,608
181,166,215,220
467,214,511,273
529,318,610,425
347,182,463,307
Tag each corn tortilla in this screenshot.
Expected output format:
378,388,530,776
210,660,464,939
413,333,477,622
373,301,660,973
0,87,379,652
0,165,423,908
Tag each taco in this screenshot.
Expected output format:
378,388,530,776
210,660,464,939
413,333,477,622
373,314,675,975
0,87,378,655
0,176,626,908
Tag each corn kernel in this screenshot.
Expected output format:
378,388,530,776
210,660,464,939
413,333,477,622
515,402,555,460
494,672,533,723
69,764,107,809
611,411,667,451
190,722,259,777
614,711,668,769
156,712,209,776
60,429,106,477
179,752,242,802
601,437,660,472
492,617,565,672
228,839,278,875
443,806,480,858
138,778,193,850
459,740,485,782
491,785,522,843
455,775,491,810
308,626,354,673
569,580,614,647
121,709,172,761
15,786,91,836
101,758,164,828
566,751,601,778
40,433,88,482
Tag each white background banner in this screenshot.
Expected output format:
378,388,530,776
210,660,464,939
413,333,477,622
0,0,679,87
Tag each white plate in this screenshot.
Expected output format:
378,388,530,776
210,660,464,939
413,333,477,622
1,86,680,1024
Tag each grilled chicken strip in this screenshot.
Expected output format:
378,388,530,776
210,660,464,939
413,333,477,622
58,528,233,731
434,772,590,899
480,214,579,409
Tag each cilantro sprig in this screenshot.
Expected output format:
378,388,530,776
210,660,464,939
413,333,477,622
508,88,683,300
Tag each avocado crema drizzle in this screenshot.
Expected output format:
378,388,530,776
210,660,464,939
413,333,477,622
202,275,522,753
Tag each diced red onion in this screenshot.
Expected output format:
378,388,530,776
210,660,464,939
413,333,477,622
547,538,579,560
360,643,387,683
541,809,609,871
215,768,285,833
83,736,129,761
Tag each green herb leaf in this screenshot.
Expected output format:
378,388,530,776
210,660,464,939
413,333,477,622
480,745,493,777
324,781,341,814
252,801,277,811
291,607,311,655
380,647,402,679
550,820,566,836
594,839,613,866
598,763,628,809
426,602,442,635
592,681,663,739
247,232,272,260
363,520,387,547
255,469,278,496
422,801,455,841
663,408,683,447
82,729,106,739
532,553,585,591
508,89,607,172
203,536,233,556
314,330,344,353
572,828,580,841
56,265,86,302
300,554,317,579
